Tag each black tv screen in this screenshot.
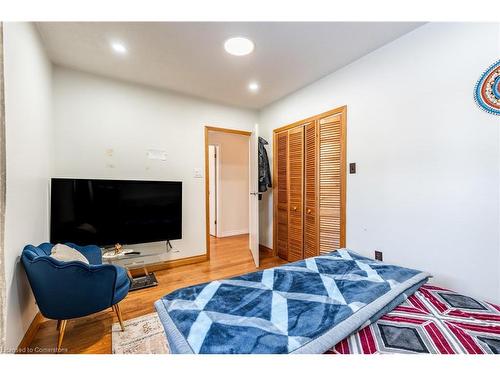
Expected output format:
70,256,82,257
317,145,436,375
50,178,182,247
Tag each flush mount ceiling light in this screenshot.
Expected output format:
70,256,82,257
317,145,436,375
248,81,260,93
110,41,128,55
224,37,255,56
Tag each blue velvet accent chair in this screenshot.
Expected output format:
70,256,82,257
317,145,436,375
21,243,131,352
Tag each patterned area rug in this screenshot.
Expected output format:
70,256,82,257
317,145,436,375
112,313,170,354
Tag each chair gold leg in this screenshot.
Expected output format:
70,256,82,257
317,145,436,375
113,303,125,331
57,320,67,353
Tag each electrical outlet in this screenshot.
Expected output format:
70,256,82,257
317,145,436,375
375,250,383,261
349,163,356,174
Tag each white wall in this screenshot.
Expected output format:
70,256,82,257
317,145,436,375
52,67,257,259
3,22,52,350
259,23,500,303
208,131,249,237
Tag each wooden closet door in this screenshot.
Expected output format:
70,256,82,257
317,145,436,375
287,126,304,261
275,131,289,260
318,113,345,254
304,121,319,258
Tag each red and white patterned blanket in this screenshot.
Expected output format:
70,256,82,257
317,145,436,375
326,284,500,354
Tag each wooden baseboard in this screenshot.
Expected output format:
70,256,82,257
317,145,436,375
259,244,273,254
17,312,45,353
130,254,208,276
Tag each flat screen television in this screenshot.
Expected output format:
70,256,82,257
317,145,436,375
50,178,182,247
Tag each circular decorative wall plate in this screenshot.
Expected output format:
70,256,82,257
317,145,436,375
474,59,500,115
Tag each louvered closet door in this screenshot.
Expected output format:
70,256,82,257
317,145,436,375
304,121,319,258
287,126,304,262
318,113,344,254
276,131,289,260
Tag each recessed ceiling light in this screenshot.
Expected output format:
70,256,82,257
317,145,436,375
111,41,127,55
224,37,254,56
248,81,260,93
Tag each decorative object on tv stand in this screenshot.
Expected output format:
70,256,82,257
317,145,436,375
102,243,134,260
474,59,500,115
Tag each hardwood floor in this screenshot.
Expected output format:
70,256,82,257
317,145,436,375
27,235,286,354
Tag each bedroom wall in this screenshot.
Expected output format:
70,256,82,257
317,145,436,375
259,23,500,303
3,22,53,350
0,23,6,354
207,131,250,237
52,67,257,260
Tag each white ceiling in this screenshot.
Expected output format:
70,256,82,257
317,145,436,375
36,22,423,109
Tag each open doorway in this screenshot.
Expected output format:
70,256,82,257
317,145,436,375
204,126,253,263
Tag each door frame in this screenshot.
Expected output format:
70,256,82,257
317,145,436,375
204,126,252,260
272,105,347,257
208,144,221,237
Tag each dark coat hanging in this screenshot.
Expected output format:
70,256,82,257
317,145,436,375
258,136,272,193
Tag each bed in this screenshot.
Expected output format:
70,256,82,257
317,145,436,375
154,249,431,354
327,284,500,354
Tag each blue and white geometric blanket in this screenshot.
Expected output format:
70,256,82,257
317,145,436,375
154,249,430,354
